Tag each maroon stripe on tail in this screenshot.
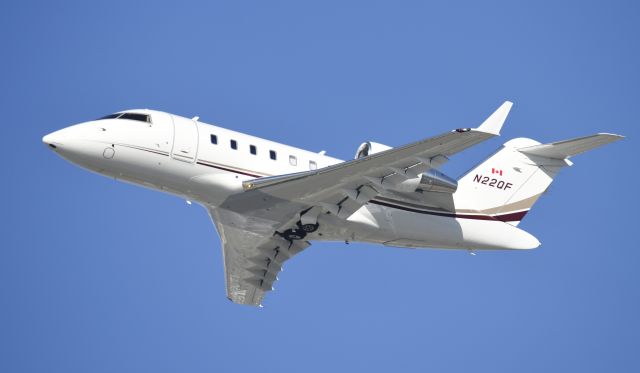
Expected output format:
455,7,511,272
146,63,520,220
492,210,528,222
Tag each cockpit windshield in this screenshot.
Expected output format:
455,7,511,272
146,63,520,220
99,113,121,120
98,112,152,123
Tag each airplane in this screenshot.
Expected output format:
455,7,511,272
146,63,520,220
42,101,623,306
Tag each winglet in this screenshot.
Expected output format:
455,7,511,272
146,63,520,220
476,101,513,135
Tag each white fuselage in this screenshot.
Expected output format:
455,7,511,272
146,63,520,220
43,109,540,251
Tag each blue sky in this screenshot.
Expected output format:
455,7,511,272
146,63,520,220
2,1,639,372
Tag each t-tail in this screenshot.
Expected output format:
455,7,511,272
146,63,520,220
453,133,624,226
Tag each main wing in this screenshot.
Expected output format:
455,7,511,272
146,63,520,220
241,101,512,218
210,101,513,306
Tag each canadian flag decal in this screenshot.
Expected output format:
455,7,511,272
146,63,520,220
492,168,503,176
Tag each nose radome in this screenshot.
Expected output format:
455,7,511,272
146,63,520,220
43,129,64,148
42,133,57,149
43,122,104,171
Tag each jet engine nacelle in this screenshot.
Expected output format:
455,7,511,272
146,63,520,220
379,169,459,194
355,141,392,159
417,169,458,194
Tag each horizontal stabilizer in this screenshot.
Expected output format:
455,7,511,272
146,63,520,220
518,133,623,159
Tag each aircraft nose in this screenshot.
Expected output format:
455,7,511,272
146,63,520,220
42,129,65,149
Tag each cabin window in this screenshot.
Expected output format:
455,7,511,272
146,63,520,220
230,139,237,150
269,150,277,160
289,155,297,166
309,160,317,170
210,134,218,144
250,145,257,155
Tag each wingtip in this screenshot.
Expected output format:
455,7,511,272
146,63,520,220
475,101,513,136
597,132,625,140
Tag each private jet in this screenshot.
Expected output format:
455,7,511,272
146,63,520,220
43,102,623,306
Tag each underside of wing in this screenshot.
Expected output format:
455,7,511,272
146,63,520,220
208,206,311,306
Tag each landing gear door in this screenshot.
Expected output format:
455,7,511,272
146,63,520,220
171,115,199,163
